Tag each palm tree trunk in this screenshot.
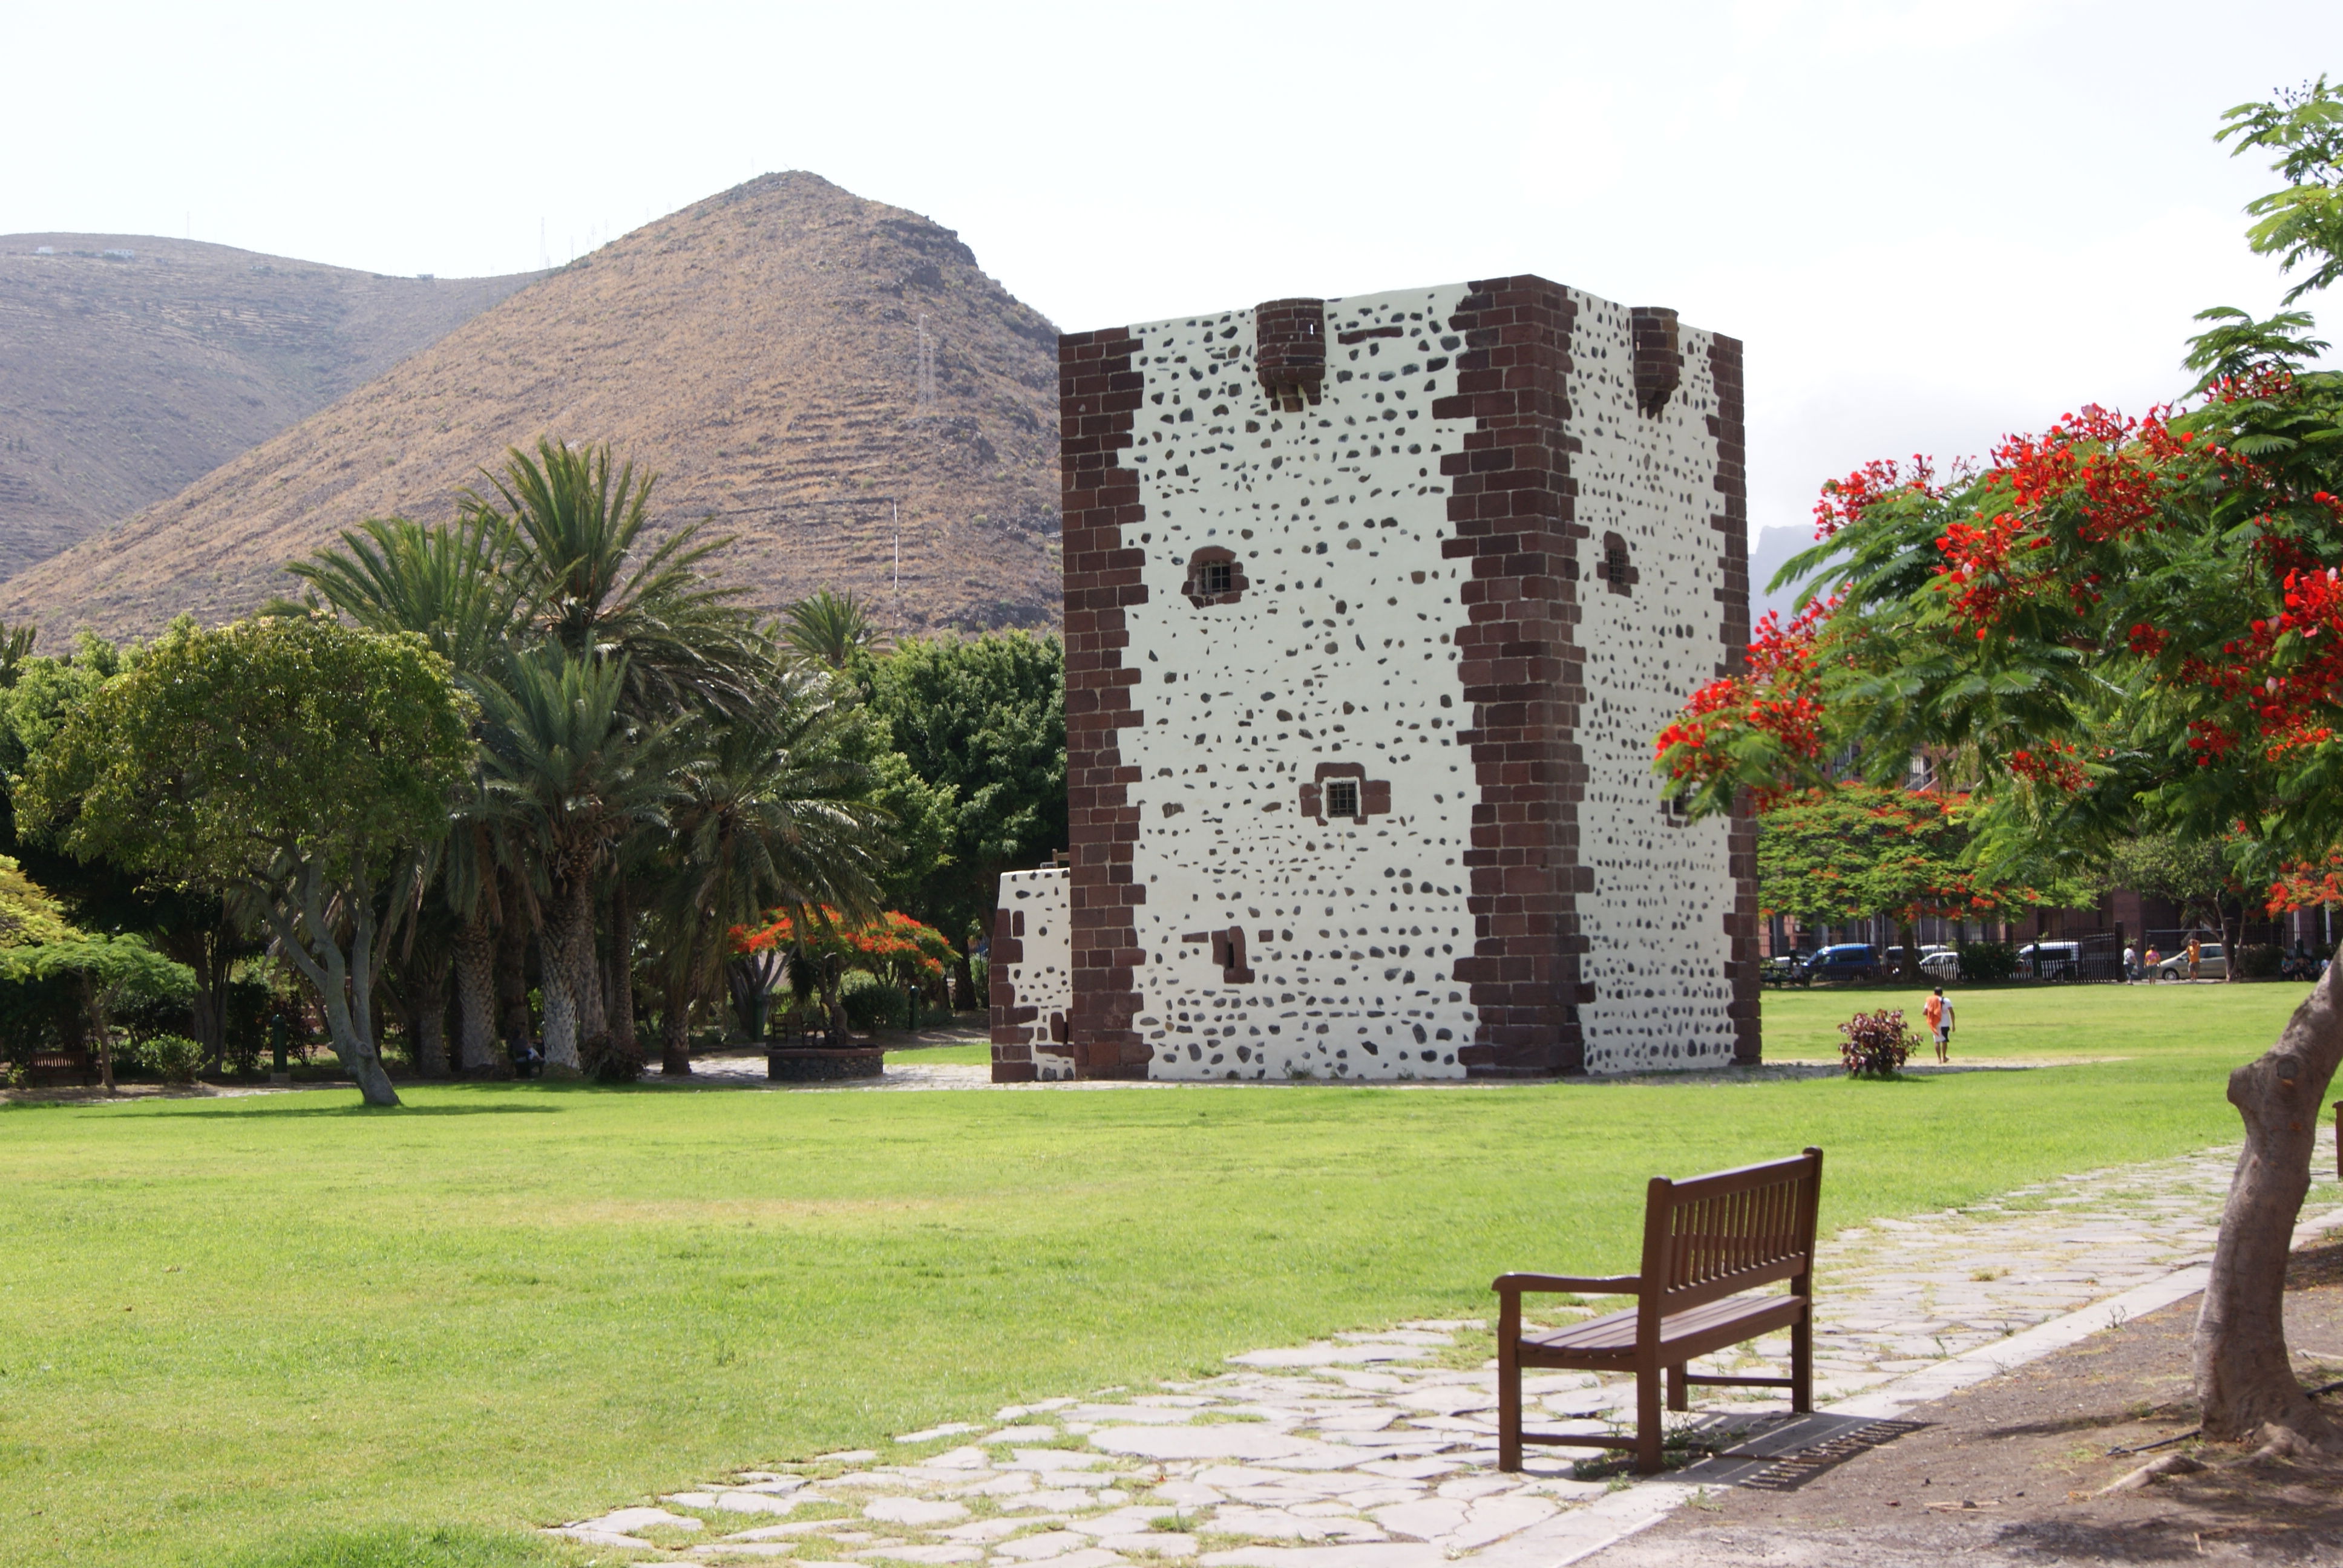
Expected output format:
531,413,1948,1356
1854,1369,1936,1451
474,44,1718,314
661,966,695,1076
494,906,532,1057
569,878,608,1048
539,918,580,1073
607,877,638,1056
408,962,450,1079
453,924,497,1074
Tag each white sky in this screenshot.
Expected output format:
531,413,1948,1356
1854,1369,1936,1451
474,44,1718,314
5,0,2339,541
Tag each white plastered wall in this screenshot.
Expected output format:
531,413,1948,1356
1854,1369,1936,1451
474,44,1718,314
995,867,1074,1079
1563,292,1739,1071
1118,285,1481,1080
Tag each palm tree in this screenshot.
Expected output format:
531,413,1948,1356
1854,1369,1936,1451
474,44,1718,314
467,439,764,718
781,588,888,671
289,513,526,1074
476,650,689,1071
640,671,891,1073
284,513,523,679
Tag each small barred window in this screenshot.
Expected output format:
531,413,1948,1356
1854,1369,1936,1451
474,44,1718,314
1325,778,1360,819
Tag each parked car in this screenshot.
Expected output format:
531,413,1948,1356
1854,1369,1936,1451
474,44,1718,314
2016,941,2082,981
1920,947,1961,982
2154,942,2227,981
1803,943,1883,985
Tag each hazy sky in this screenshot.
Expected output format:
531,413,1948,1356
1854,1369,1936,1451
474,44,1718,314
7,1,2340,541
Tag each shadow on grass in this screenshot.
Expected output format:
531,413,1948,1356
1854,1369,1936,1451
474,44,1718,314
200,1523,568,1568
156,1100,567,1120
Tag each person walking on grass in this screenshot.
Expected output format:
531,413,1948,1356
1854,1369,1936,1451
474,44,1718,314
2145,942,2161,980
2123,942,2138,982
1923,986,1954,1063
2187,933,2203,981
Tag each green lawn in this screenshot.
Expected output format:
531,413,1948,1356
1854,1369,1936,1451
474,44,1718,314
0,984,2313,1567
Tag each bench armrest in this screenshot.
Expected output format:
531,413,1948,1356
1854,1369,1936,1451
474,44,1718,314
1490,1272,1640,1296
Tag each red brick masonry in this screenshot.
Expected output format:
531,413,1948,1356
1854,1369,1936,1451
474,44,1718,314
1435,276,1590,1077
1056,327,1151,1080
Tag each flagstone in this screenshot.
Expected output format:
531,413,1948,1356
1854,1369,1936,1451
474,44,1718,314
582,1506,707,1534
899,1424,987,1444
943,1517,1066,1541
855,1547,988,1564
865,1497,971,1526
1098,1532,1197,1557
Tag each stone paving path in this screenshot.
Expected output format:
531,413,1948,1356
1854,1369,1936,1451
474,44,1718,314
551,1126,2341,1564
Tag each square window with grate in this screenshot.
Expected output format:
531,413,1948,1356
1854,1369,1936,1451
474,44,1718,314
1200,558,1232,597
1325,778,1360,819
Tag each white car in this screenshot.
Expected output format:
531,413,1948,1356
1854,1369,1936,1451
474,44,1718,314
1919,949,1960,982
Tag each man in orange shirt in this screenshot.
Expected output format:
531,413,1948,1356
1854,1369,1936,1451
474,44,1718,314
1923,987,1953,1063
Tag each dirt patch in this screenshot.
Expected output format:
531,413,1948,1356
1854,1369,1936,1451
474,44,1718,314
1596,1243,2343,1565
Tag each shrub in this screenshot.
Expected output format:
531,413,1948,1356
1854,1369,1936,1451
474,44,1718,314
1956,941,2019,982
2234,942,2283,979
840,970,897,1032
1838,1008,1913,1078
136,1033,205,1085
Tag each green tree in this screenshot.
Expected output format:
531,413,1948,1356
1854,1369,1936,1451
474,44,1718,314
781,588,888,670
1758,784,2089,975
2220,76,2343,304
21,616,475,1106
474,650,683,1073
1657,86,2343,1452
286,512,532,1076
467,439,762,717
862,632,1066,1002
640,672,892,1073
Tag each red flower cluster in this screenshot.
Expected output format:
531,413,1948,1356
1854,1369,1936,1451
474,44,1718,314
732,906,952,977
2269,849,2343,913
1813,456,1936,538
1655,597,1836,805
2008,738,2088,794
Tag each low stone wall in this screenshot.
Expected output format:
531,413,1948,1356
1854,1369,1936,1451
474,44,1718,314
765,1048,885,1083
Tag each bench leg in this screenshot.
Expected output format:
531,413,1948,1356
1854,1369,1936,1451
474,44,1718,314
1666,1364,1688,1413
1636,1365,1665,1474
1497,1296,1522,1472
1791,1306,1814,1414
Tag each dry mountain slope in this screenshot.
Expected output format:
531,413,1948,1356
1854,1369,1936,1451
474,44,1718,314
0,174,1064,642
0,235,534,581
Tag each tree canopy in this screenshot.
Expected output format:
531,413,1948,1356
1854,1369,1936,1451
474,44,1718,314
21,615,476,1105
1656,80,2343,1454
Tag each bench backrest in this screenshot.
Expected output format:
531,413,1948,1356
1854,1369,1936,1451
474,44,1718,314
1638,1147,1823,1319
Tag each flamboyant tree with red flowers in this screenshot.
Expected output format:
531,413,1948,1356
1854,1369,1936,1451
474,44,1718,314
1659,80,2343,1455
733,906,953,1042
1755,783,2094,970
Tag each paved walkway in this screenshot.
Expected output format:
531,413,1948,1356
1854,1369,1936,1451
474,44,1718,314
551,1127,2339,1564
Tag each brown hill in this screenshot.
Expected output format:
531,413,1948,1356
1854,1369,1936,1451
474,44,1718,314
0,174,1065,644
0,235,534,581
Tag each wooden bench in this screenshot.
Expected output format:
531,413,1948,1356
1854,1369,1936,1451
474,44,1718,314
1493,1146,1823,1474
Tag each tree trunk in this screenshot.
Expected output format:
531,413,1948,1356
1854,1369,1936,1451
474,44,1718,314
539,920,580,1074
453,923,499,1075
607,878,638,1057
953,939,978,1013
1897,918,1920,984
2194,952,2343,1450
661,966,695,1077
565,876,607,1051
408,962,450,1079
494,907,532,1056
